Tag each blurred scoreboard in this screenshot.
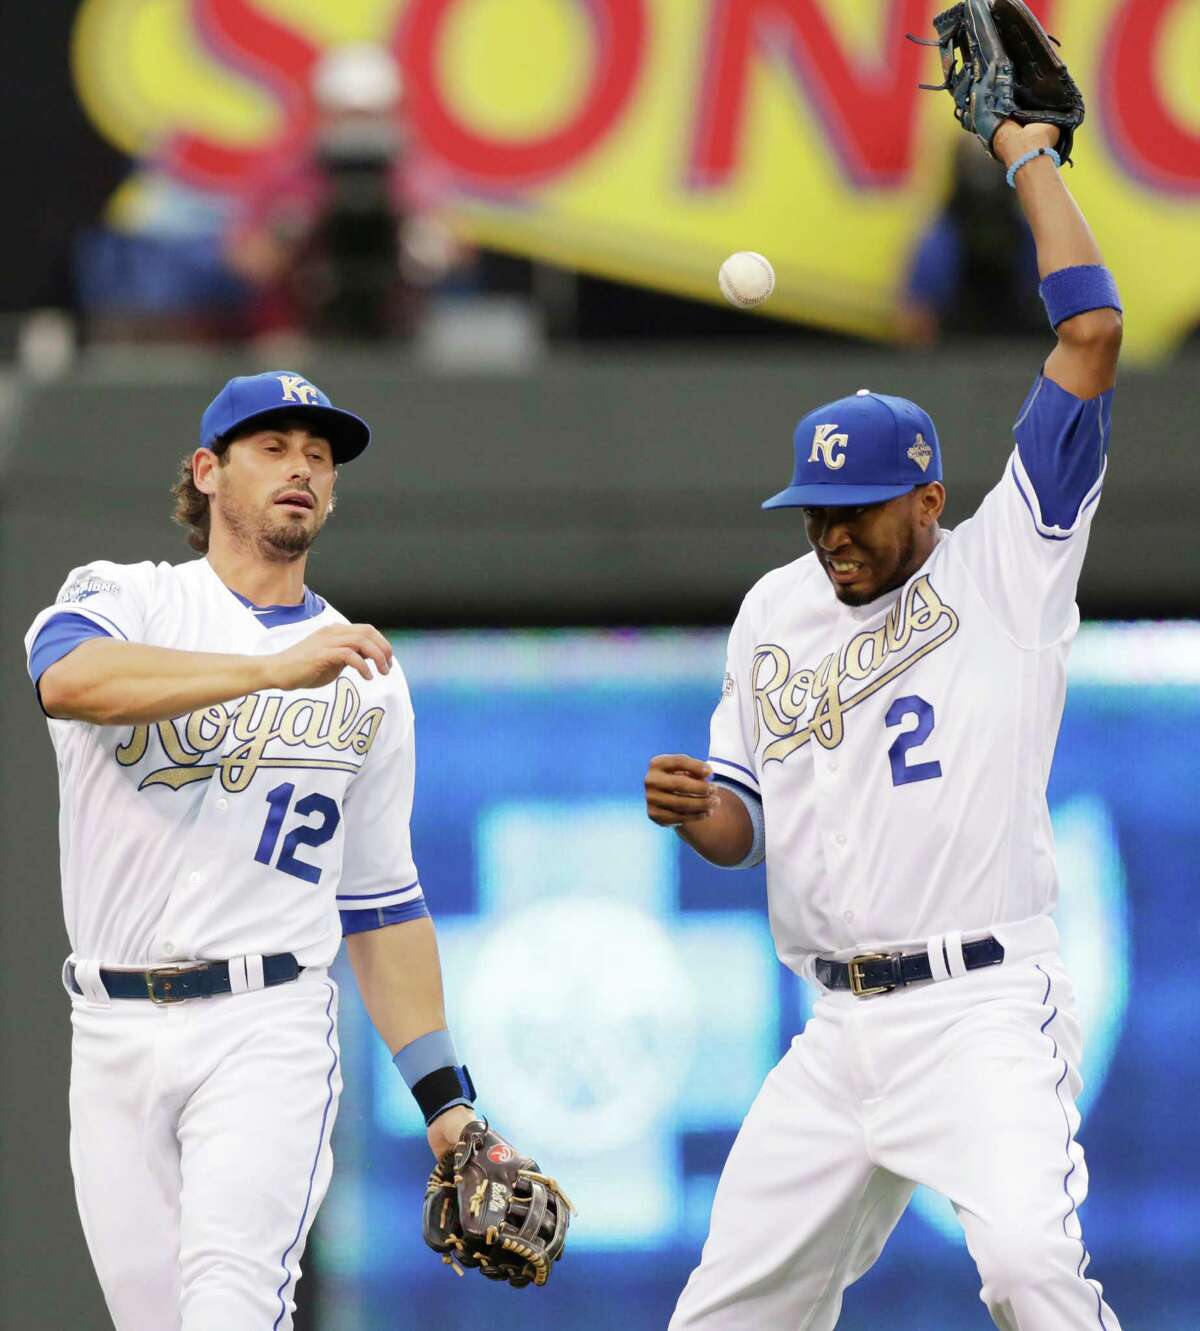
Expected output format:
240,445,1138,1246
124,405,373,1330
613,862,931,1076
314,625,1200,1331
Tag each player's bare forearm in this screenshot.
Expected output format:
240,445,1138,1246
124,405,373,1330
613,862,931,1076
38,638,273,725
993,122,1100,279
345,915,450,1056
37,621,394,725
675,787,755,867
993,121,1122,399
347,919,480,1157
645,754,755,867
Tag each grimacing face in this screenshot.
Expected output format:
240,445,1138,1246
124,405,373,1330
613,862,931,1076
200,419,337,561
801,483,946,606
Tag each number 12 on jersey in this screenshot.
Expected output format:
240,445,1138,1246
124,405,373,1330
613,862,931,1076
253,782,341,884
885,695,943,787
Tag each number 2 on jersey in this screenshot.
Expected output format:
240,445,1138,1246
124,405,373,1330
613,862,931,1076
253,782,341,884
885,695,943,787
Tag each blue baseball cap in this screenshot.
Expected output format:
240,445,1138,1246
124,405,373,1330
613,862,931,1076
199,371,371,463
762,389,942,509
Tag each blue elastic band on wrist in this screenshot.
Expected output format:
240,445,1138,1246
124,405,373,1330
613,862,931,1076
1006,145,1061,189
393,1029,476,1125
393,1028,459,1087
1039,265,1123,330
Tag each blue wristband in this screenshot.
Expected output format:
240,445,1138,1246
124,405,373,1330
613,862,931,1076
1006,145,1061,189
1039,265,1123,330
393,1029,477,1125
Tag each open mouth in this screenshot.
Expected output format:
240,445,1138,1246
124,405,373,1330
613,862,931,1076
825,558,867,585
274,491,315,512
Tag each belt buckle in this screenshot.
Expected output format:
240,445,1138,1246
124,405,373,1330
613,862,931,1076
145,964,199,1004
848,952,897,998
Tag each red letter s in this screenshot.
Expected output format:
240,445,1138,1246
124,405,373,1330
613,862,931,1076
163,0,320,190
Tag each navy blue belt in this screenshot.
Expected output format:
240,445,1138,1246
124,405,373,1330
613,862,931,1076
69,953,303,1005
816,936,1005,998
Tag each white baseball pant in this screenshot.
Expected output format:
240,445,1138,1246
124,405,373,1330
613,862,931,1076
670,937,1122,1331
65,964,342,1331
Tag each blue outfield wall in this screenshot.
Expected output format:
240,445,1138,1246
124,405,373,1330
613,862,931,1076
314,624,1200,1331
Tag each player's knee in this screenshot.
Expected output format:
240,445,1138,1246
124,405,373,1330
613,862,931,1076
180,1252,286,1329
973,1226,1057,1308
93,1250,180,1326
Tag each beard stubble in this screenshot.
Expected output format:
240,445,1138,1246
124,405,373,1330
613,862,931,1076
216,484,326,563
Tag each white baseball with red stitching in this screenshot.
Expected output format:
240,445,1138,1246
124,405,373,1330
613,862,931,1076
718,251,775,308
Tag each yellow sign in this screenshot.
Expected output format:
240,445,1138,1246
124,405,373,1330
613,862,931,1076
72,0,1200,361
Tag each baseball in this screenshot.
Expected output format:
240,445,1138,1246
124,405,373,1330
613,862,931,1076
718,251,775,308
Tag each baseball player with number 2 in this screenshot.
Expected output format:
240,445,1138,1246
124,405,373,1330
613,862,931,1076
25,372,570,1328
646,4,1124,1328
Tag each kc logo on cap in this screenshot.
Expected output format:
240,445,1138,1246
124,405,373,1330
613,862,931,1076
808,424,849,471
761,389,942,511
276,375,321,406
198,370,372,463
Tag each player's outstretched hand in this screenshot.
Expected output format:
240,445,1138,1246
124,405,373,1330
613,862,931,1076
645,754,719,826
266,623,394,691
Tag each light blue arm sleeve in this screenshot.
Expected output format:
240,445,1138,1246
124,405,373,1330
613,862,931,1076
712,777,766,870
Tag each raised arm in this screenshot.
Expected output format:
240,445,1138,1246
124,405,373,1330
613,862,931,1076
992,121,1122,399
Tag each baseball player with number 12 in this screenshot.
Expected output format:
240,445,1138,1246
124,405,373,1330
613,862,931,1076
25,372,570,1328
646,6,1124,1327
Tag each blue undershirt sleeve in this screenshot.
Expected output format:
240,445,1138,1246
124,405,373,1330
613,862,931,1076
339,898,431,936
27,613,114,686
1012,374,1113,532
28,613,115,714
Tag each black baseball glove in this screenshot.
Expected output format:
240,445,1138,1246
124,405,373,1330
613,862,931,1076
422,1119,574,1288
910,0,1085,164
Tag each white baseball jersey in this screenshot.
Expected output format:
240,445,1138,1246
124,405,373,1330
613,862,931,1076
25,556,425,968
709,374,1113,978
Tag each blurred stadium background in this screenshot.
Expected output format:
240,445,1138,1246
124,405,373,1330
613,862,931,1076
3,2,1199,1327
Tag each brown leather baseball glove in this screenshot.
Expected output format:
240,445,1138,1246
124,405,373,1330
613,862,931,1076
422,1119,574,1288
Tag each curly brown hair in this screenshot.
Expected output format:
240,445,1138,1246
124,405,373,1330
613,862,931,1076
171,440,231,553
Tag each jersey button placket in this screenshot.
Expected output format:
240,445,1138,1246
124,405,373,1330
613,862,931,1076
820,747,854,939
812,744,851,936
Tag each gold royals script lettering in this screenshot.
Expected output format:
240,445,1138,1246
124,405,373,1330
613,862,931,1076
751,575,959,763
114,677,385,792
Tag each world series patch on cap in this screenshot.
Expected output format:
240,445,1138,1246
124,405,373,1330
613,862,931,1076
762,389,942,509
199,371,371,464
